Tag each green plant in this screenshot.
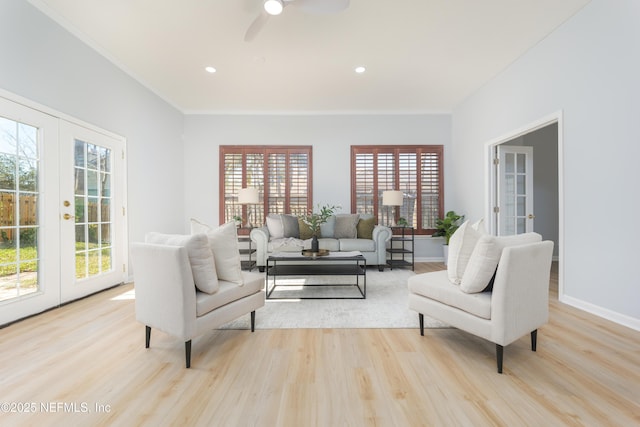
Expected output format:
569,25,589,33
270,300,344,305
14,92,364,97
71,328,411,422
397,217,409,226
299,204,340,236
232,215,242,224
432,210,464,245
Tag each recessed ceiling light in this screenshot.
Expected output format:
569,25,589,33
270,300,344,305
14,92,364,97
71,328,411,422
355,66,366,74
205,66,217,74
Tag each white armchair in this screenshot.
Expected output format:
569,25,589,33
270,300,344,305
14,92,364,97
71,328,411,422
408,235,554,373
131,242,265,368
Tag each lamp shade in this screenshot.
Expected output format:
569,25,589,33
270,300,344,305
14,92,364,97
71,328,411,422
382,190,403,206
238,187,259,204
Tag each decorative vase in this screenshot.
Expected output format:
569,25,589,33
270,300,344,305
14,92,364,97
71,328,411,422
311,235,319,252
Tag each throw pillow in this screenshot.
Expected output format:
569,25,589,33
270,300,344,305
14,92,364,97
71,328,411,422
189,219,244,285
319,215,336,238
298,218,314,240
266,214,284,239
356,217,376,239
447,221,481,285
471,218,487,235
334,214,360,238
145,232,219,294
460,235,501,293
281,214,300,238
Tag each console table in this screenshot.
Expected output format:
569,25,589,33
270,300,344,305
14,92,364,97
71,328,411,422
266,251,366,299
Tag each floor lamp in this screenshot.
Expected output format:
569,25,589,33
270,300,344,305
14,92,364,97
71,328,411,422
238,187,259,227
382,190,403,226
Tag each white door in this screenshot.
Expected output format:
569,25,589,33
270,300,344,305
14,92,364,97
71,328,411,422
0,97,60,324
0,96,127,325
496,145,534,235
59,121,127,303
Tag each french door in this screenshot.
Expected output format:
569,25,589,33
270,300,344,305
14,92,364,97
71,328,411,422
496,145,534,235
59,121,126,302
0,96,127,325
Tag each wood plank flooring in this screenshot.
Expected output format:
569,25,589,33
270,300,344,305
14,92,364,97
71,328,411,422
0,262,639,426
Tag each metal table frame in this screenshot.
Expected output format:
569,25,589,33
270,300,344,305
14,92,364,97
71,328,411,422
265,253,366,299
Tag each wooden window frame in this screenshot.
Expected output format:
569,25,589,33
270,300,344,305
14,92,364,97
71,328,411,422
350,145,444,235
219,146,312,225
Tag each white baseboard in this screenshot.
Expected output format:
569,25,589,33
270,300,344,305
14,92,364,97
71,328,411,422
559,294,640,332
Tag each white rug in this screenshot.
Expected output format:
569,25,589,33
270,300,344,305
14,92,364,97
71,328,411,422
220,269,448,329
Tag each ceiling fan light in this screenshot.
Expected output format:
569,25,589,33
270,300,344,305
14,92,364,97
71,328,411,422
264,0,284,15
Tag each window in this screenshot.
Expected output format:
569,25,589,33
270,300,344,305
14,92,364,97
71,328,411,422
351,145,443,234
220,146,312,225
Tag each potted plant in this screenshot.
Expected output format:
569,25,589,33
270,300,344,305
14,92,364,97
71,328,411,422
299,204,340,252
432,210,464,265
232,215,243,227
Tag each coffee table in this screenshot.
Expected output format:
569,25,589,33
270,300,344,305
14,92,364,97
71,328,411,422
266,251,366,299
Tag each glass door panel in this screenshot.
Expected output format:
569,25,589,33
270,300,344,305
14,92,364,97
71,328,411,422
497,146,534,235
74,139,112,280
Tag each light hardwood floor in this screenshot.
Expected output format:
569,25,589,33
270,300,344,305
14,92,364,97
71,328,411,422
0,262,639,426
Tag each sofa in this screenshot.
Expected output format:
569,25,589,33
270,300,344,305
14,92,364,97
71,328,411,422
407,223,554,373
250,213,392,271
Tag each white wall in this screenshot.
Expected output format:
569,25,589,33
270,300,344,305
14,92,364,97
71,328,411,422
183,114,452,259
0,0,185,245
452,0,640,328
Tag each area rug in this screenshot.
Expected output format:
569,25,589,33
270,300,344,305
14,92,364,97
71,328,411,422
220,269,449,329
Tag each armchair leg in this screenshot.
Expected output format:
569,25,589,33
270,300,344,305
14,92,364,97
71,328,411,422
419,313,424,336
378,266,384,272
250,310,256,332
258,266,265,273
531,329,538,352
185,340,192,369
145,326,151,348
496,344,504,374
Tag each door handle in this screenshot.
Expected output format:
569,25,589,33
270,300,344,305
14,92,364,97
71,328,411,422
527,214,535,219
63,213,75,220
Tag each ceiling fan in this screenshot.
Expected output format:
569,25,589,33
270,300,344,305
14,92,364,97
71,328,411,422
244,0,350,42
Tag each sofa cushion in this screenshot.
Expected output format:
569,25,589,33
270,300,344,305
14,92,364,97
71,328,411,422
339,238,375,252
196,272,263,317
334,214,360,238
460,235,501,293
266,214,285,239
320,215,336,238
408,270,492,320
281,214,300,238
447,221,482,285
190,219,244,285
460,232,543,293
303,238,340,251
298,218,314,240
356,216,376,239
145,232,219,294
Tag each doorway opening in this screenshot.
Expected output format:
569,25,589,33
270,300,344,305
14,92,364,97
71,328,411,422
485,112,563,296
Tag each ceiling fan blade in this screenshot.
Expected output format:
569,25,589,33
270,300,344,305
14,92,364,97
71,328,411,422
294,0,349,15
244,10,270,42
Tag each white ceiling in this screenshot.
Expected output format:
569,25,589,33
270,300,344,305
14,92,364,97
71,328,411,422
29,0,591,113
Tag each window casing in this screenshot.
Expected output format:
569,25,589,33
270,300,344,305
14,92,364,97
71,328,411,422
220,146,312,225
351,145,443,234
